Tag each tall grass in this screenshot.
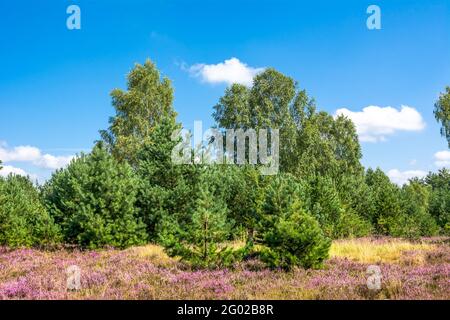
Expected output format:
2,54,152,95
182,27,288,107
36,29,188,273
330,238,435,264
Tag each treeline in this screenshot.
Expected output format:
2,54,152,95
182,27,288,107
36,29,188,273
0,60,448,269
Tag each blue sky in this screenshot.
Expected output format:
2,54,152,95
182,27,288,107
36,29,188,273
0,0,449,183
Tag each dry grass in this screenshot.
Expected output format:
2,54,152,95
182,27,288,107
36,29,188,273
127,238,438,267
330,238,435,265
126,244,179,267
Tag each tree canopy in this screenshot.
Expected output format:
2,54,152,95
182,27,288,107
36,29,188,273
213,68,363,180
434,86,450,147
100,59,177,166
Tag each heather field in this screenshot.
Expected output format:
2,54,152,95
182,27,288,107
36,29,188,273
0,237,448,300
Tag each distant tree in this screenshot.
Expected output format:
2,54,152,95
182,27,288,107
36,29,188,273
309,175,372,238
294,111,363,180
310,176,343,238
0,175,60,247
424,169,450,233
365,168,403,234
43,145,147,248
333,208,373,238
223,166,267,243
389,180,440,238
434,86,450,147
99,59,177,166
336,173,377,223
213,68,363,180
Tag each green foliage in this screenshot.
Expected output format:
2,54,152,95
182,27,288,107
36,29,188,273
310,176,343,238
193,165,253,240
136,117,201,239
100,59,177,166
258,174,309,234
390,180,439,238
336,174,377,222
333,209,373,238
425,169,450,233
434,86,450,147
213,68,363,180
259,199,331,270
43,145,147,249
364,170,440,238
224,166,267,241
256,175,331,269
365,168,403,234
0,175,60,247
159,176,234,268
308,176,372,238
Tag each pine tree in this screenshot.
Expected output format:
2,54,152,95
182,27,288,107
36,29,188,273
310,176,343,238
136,117,200,239
43,144,147,248
257,174,331,269
159,177,232,268
259,198,331,270
190,185,230,263
391,180,439,238
365,168,403,234
0,175,60,247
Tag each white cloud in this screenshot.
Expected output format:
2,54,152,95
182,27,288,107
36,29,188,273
188,57,264,86
0,165,40,181
0,145,41,162
0,144,74,169
0,165,29,177
335,105,425,142
387,169,427,185
33,154,74,170
434,150,450,167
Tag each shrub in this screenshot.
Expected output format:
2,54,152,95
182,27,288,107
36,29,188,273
259,199,331,269
0,175,60,247
159,178,235,268
425,169,450,234
257,175,330,269
334,209,373,238
387,211,439,239
43,145,147,249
